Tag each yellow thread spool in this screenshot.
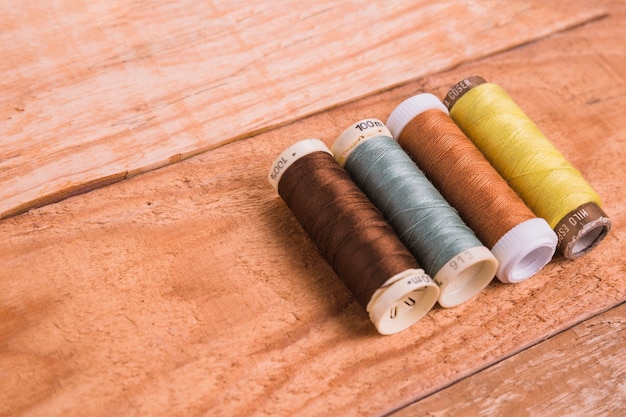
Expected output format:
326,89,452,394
444,76,611,259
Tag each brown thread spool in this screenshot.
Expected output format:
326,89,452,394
386,94,557,283
268,139,439,335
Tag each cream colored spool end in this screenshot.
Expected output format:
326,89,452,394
331,118,392,167
433,246,498,307
367,269,439,335
268,138,332,192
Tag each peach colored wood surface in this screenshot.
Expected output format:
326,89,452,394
0,1,605,219
393,304,626,416
2,2,626,417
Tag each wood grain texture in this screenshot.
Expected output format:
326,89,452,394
0,0,605,219
1,2,626,417
393,303,626,417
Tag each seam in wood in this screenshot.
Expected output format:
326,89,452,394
1,10,609,221
196,11,611,156
384,298,625,417
1,171,128,219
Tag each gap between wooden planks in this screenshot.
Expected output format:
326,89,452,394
392,303,626,416
0,0,605,219
1,3,625,414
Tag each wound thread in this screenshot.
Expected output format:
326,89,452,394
445,76,611,259
386,95,557,283
268,139,439,335
332,120,498,307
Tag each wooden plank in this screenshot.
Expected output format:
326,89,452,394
0,0,605,219
392,303,626,416
1,2,625,416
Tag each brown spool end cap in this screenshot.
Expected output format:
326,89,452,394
434,246,498,308
442,75,488,111
555,202,612,259
386,93,449,138
268,138,332,193
331,118,391,166
366,269,439,335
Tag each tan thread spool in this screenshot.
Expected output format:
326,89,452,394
387,94,557,283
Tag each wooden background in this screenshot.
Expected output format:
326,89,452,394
1,1,624,416
0,0,607,219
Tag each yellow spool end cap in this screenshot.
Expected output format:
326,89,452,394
367,269,439,335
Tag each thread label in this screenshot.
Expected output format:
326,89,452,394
554,202,610,258
568,207,589,226
406,273,432,286
268,139,332,191
557,207,591,241
556,222,570,242
355,119,384,132
443,75,487,110
556,203,600,244
270,156,289,181
448,250,475,271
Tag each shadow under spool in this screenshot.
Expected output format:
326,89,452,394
268,139,439,335
443,76,611,259
386,94,558,284
332,119,498,307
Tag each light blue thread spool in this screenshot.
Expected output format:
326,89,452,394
332,118,498,307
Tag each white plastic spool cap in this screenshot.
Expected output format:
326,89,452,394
491,217,558,283
331,118,392,166
367,269,440,335
386,93,449,138
268,138,332,192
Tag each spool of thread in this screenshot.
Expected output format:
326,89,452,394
386,95,558,283
443,76,611,259
332,119,498,306
268,139,439,335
